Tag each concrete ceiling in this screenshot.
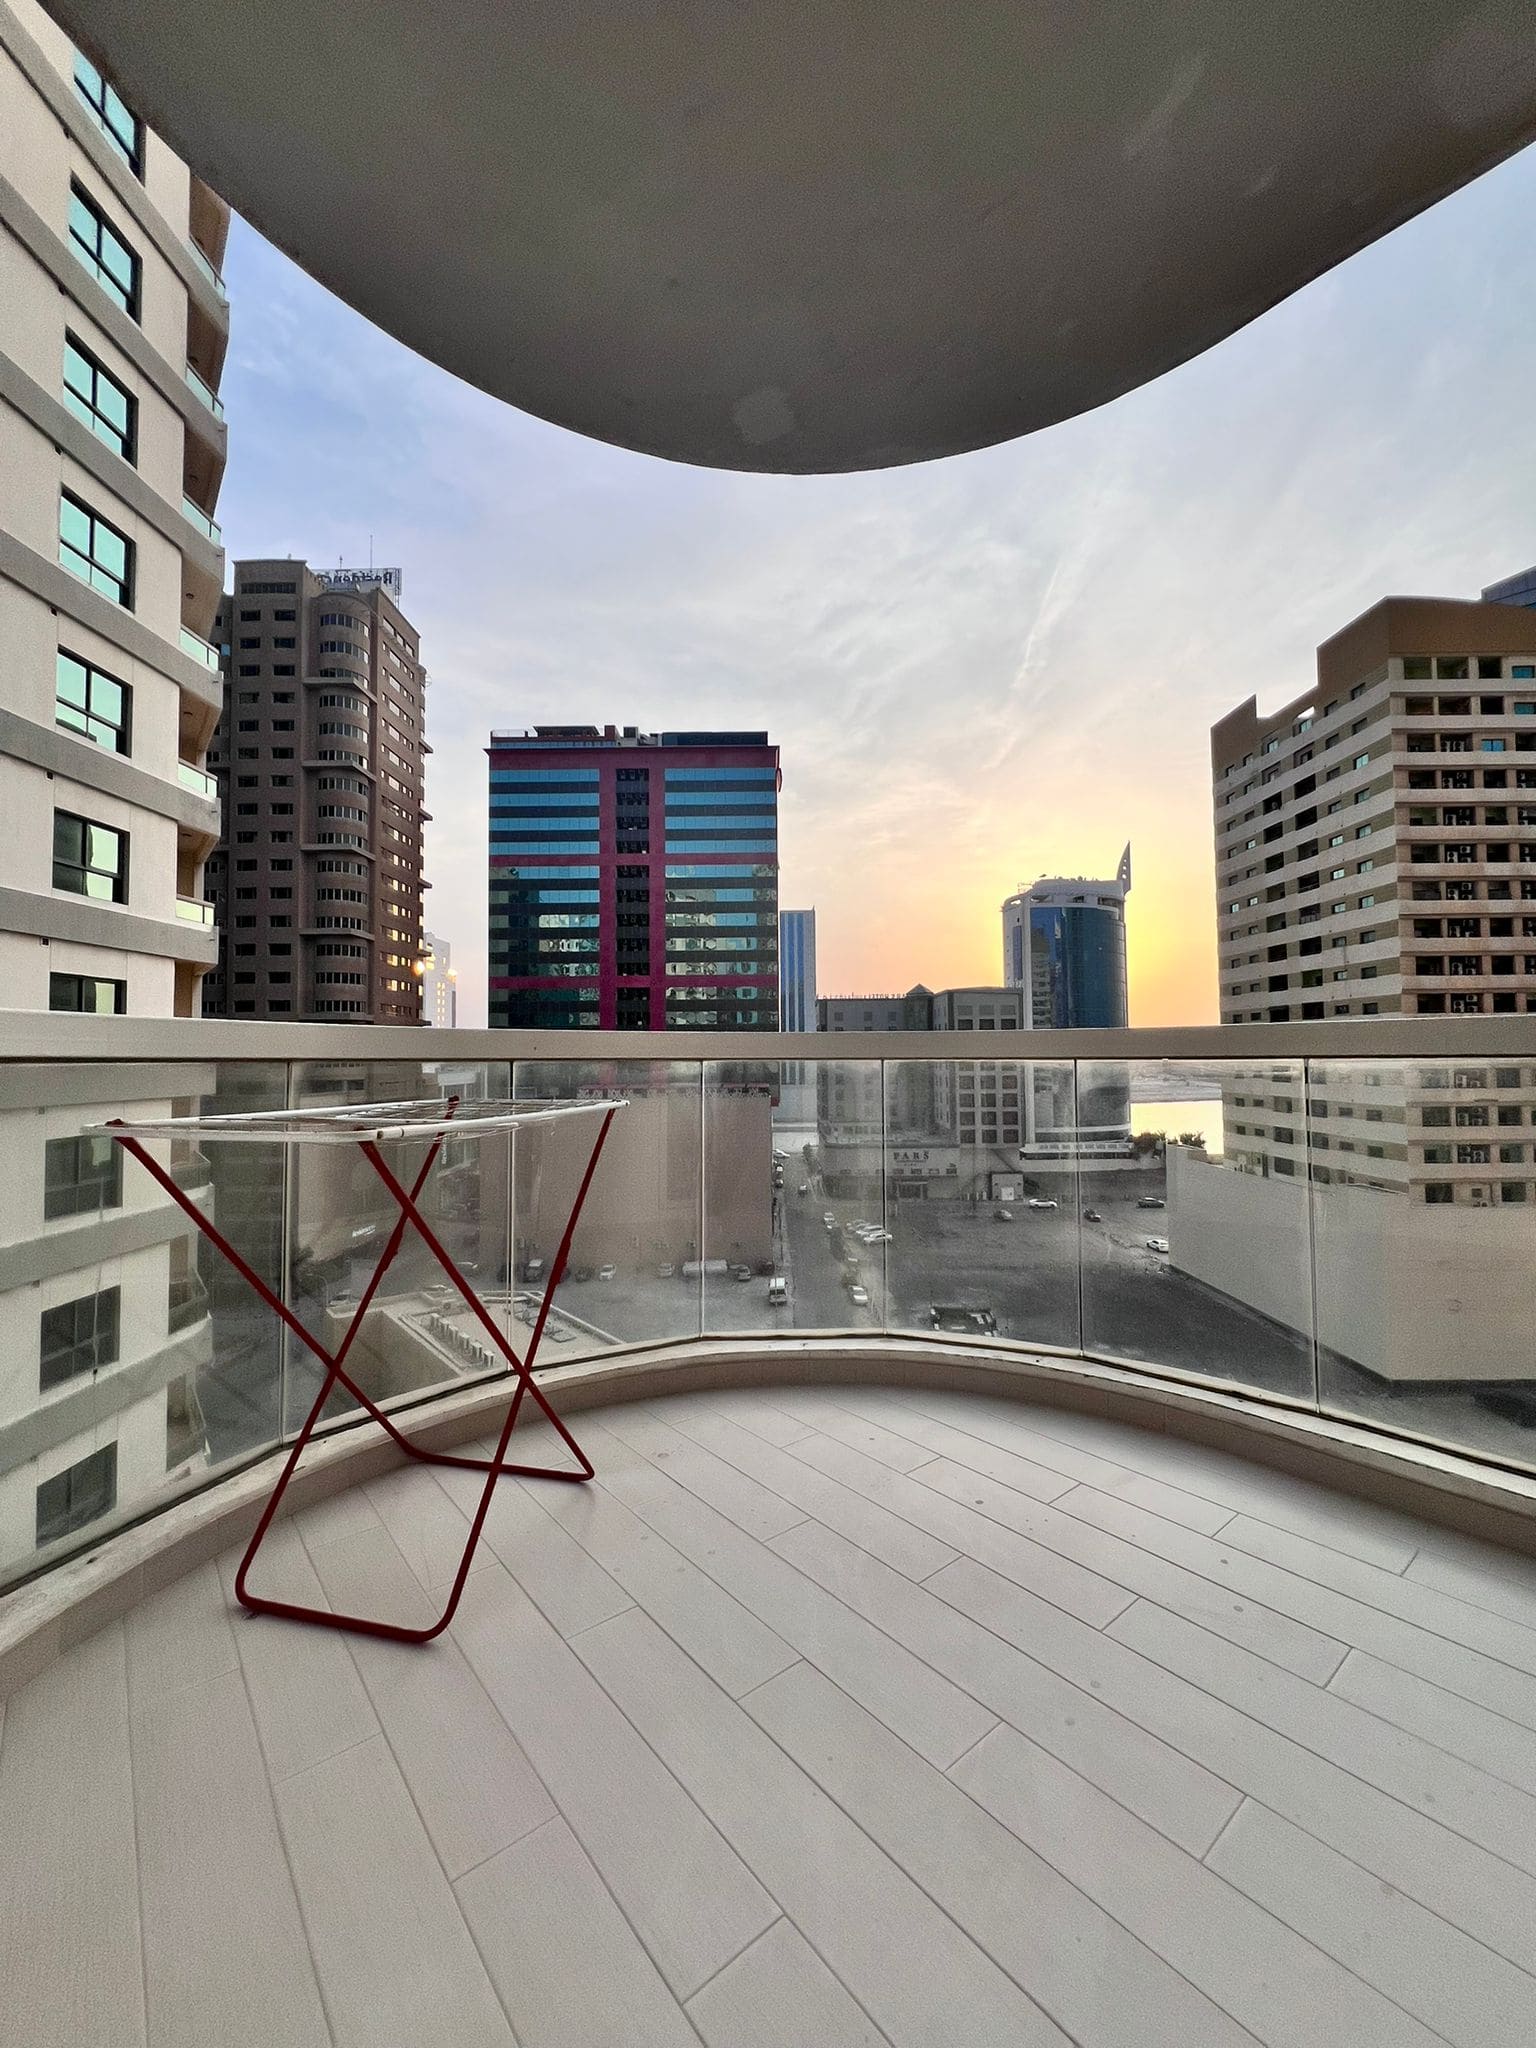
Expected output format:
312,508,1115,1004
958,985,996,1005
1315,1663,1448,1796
46,1,1536,473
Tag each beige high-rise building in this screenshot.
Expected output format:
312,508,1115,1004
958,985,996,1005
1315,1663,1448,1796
1208,584,1536,1226
0,1,228,1573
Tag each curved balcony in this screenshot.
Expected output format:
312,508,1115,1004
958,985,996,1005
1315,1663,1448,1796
3,1019,1536,2040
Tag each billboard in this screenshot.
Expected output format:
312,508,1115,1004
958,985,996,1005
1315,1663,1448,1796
319,566,403,602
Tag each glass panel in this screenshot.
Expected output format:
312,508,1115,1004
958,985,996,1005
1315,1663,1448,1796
58,496,90,552
1311,1056,1536,1471
0,1062,289,1593
514,1059,703,1357
1079,1059,1314,1399
284,1060,510,1434
883,1057,1081,1350
55,654,87,708
702,1058,799,1333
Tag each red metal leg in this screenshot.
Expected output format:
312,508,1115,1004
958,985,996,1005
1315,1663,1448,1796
109,1100,620,1645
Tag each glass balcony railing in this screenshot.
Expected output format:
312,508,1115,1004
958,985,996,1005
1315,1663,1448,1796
183,362,224,417
177,760,218,801
181,496,222,545
3,1021,1535,1593
174,894,215,925
179,627,220,672
186,238,228,302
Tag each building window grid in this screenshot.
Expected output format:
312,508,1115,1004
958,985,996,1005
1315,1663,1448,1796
66,182,139,316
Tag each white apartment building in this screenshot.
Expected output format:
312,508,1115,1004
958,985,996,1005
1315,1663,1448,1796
421,930,456,1026
0,0,228,1579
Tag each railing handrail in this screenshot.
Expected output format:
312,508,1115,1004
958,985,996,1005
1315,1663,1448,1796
3,1014,1536,1064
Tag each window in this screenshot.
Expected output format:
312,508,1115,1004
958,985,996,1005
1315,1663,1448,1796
62,334,135,460
35,1444,117,1547
49,972,124,1014
72,52,141,172
43,1133,121,1218
67,182,139,317
1483,739,1507,753
52,810,127,903
59,491,132,606
40,1285,120,1390
1352,753,1370,771
55,650,130,754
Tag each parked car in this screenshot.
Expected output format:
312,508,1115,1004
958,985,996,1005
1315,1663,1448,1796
1137,1195,1166,1210
1026,1198,1058,1211
867,1229,893,1243
597,1263,617,1281
1082,1208,1103,1223
848,1284,870,1308
822,1211,836,1227
731,1263,753,1282
798,1181,809,1195
994,1207,1014,1222
567,1264,593,1282
656,1262,676,1279
767,1277,788,1306
929,1305,998,1335
1145,1236,1170,1254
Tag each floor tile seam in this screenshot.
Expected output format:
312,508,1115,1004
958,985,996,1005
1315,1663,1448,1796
674,1913,791,2031
314,1517,571,1893
352,1730,524,2048
504,1450,805,1682
450,1591,783,2004
793,1554,1253,1845
832,1388,1223,1515
1325,1652,1536,1801
1213,1518,1536,1656
1207,1792,1536,2030
124,1645,245,1725
579,1409,813,1542
1101,1600,1536,1905
869,1387,1241,1506
1088,1504,1536,1693
570,1465,995,1763
1400,1553,1536,1627
875,1388,1435,1565
118,1621,153,2048
223,1622,344,2048
947,1721,1460,2048
743,1667,1253,2048
635,1405,899,1524
1195,1791,1252,1869
683,1912,901,2048
715,1661,1091,2048
1006,1482,1357,1671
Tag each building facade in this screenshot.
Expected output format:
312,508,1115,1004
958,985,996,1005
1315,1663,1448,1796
0,0,229,1577
202,560,428,1022
487,725,779,1030
420,929,456,1026
1002,851,1131,1027
779,908,817,1030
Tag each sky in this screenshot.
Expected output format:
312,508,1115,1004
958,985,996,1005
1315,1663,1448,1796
214,143,1536,1029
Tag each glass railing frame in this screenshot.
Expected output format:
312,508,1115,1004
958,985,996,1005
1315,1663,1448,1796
5,1016,1536,1596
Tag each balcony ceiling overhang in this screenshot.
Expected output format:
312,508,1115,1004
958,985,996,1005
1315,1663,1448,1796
47,0,1536,473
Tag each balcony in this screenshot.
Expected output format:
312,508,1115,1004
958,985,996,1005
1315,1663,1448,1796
174,893,215,925
181,494,223,545
3,1019,1536,2044
177,759,219,801
186,236,229,302
178,626,221,673
183,361,225,417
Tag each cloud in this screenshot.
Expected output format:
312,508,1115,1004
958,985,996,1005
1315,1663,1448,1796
215,143,1536,1026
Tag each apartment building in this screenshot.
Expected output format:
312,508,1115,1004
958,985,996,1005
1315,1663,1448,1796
487,725,778,1030
421,930,456,1026
0,0,229,1574
1211,587,1536,1212
1002,850,1131,1027
202,560,428,1021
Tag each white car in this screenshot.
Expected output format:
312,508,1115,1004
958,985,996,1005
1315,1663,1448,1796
1145,1236,1170,1255
1027,1198,1059,1211
822,1212,836,1227
848,1284,870,1308
597,1263,617,1281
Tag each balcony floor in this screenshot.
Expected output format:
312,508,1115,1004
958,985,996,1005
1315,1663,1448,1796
5,1381,1536,2047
